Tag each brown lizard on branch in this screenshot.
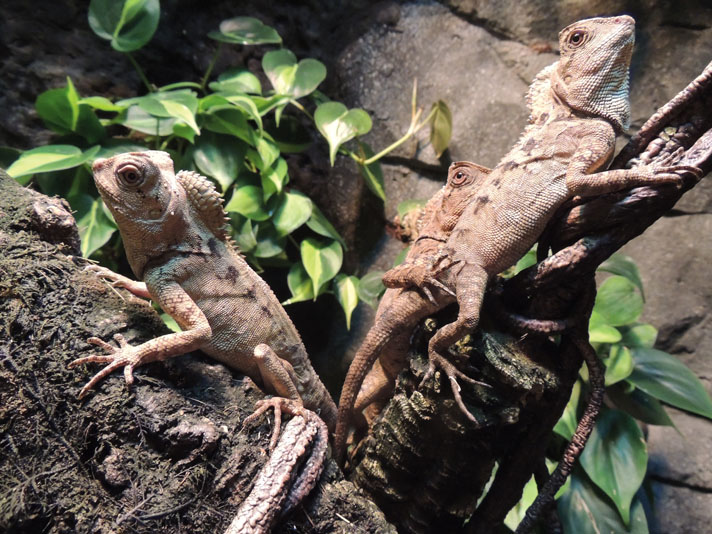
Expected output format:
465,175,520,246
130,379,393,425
336,15,701,464
68,151,337,524
334,161,490,462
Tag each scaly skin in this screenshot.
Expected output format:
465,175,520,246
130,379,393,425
68,151,338,433
384,15,699,412
334,162,490,463
336,15,701,465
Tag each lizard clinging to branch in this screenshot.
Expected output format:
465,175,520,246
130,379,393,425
336,162,490,451
336,15,700,463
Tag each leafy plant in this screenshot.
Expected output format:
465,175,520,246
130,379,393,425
503,253,712,533
4,1,452,328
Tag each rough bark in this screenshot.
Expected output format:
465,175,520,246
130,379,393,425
0,170,395,534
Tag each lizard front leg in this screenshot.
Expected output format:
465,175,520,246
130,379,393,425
423,262,490,422
566,147,701,197
69,281,211,398
85,264,152,299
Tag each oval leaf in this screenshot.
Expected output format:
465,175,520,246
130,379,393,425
333,274,359,330
306,204,346,247
558,471,649,534
88,0,160,52
272,190,312,236
208,17,281,45
225,185,270,221
74,194,118,257
579,409,647,524
7,145,100,178
193,132,246,191
209,68,262,95
315,102,372,165
262,49,326,99
620,323,657,349
357,270,386,309
429,100,452,158
253,223,286,258
605,345,634,386
594,275,643,327
300,238,343,296
598,254,645,300
282,262,314,305
628,347,712,419
607,384,674,427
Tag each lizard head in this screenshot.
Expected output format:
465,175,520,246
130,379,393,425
91,150,188,276
552,15,635,132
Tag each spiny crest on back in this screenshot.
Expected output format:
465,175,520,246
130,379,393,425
176,170,231,242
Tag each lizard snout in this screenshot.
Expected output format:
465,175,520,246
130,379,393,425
92,157,108,173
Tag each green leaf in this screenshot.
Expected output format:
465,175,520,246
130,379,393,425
594,276,643,327
119,105,176,136
504,476,538,531
74,195,118,257
429,100,452,158
160,312,181,333
88,0,160,52
255,137,280,170
558,471,649,534
553,379,581,440
35,82,78,133
231,215,257,253
315,102,372,165
162,100,200,138
357,141,385,201
222,95,264,133
272,190,312,236
209,68,262,95
333,274,359,330
208,17,282,45
262,49,326,99
254,223,286,258
620,323,657,349
511,246,538,276
628,347,712,419
306,204,346,247
282,262,314,305
300,238,343,296
7,145,100,178
397,198,427,219
225,185,270,221
607,384,674,427
202,107,257,145
599,254,645,300
589,309,623,343
605,345,634,386
193,132,245,191
260,157,288,199
357,270,386,309
579,409,647,524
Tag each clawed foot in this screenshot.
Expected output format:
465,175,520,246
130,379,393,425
382,263,457,305
653,147,703,183
85,265,151,298
242,397,305,452
68,334,143,399
420,353,489,424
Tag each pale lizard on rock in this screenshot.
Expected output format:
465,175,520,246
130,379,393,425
335,15,701,463
69,151,337,530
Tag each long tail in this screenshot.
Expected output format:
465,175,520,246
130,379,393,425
334,291,432,466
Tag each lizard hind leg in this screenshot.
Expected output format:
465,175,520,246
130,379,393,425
245,344,304,451
423,263,490,423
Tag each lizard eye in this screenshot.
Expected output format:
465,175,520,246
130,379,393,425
116,163,144,187
568,30,586,46
450,170,470,187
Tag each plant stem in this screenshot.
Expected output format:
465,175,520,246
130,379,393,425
126,53,153,93
201,43,223,91
361,105,438,166
290,100,313,121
